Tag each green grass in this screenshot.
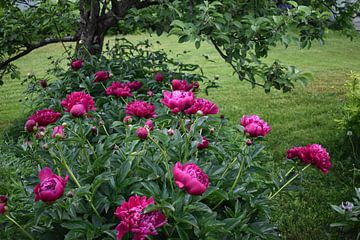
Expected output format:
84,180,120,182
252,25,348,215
1,32,360,239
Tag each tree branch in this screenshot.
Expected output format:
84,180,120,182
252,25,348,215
0,36,78,69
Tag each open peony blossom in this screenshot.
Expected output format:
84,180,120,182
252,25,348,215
240,114,271,137
94,70,110,82
171,79,194,91
61,91,96,114
127,81,142,91
114,196,166,240
106,82,133,98
136,127,148,140
71,59,83,70
154,72,164,82
125,100,156,118
184,98,219,115
34,167,69,202
287,144,332,174
162,90,195,113
25,109,61,132
197,136,209,150
173,162,209,195
52,125,65,139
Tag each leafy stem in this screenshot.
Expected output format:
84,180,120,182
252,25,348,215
5,214,34,240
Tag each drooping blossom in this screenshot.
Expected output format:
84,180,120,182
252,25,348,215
125,100,156,118
197,136,209,150
161,90,195,113
136,127,148,140
94,70,110,82
240,114,271,137
114,196,166,240
25,109,61,132
106,82,133,98
61,91,96,115
145,119,154,131
184,98,219,115
173,162,209,195
39,80,48,88
52,125,65,139
171,79,194,91
154,72,164,82
127,81,142,91
287,144,332,174
71,59,83,70
34,167,69,202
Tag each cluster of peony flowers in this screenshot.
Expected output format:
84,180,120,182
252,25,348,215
0,195,8,214
114,196,166,240
25,109,61,132
34,168,69,202
240,114,271,137
106,81,143,98
287,144,332,174
61,91,96,117
125,100,156,119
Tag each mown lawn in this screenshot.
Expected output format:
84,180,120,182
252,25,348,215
1,32,360,239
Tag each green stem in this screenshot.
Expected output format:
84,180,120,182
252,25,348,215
230,157,245,192
5,215,34,240
269,164,311,200
148,135,175,192
285,166,295,177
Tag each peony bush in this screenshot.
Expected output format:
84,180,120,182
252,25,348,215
0,39,332,239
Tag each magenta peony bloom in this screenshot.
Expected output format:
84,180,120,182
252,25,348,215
287,144,332,174
94,70,110,82
125,100,156,118
171,79,194,91
161,90,195,113
145,119,154,131
61,91,96,114
154,72,164,82
71,59,83,70
34,167,69,202
114,196,166,240
197,136,209,150
106,82,133,98
39,79,48,88
184,98,219,115
26,109,61,132
240,114,271,137
173,162,209,195
70,104,87,117
136,127,148,140
52,125,65,139
127,81,142,91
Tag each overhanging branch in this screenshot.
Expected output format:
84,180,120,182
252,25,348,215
0,36,78,70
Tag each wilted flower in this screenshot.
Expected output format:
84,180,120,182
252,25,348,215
106,82,133,98
52,125,65,139
34,167,69,202
71,59,83,70
161,90,195,113
341,201,354,211
136,127,148,140
173,162,209,195
125,100,156,118
94,70,110,82
287,144,332,174
184,98,219,115
61,91,96,114
154,72,164,82
114,195,166,240
197,136,209,150
240,114,271,137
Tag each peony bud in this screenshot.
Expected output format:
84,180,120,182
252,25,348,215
154,72,164,82
70,104,86,117
147,90,154,97
123,116,132,124
39,80,48,88
136,127,148,140
91,126,97,134
246,139,252,146
42,143,49,150
145,119,154,131
210,128,215,134
67,191,74,198
167,128,174,136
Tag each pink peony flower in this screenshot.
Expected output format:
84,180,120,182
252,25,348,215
161,90,195,113
197,136,209,150
240,115,271,137
70,104,87,117
145,119,154,131
154,72,164,82
125,100,156,118
184,98,219,115
71,59,83,70
114,196,166,240
171,79,194,91
136,127,148,140
106,82,133,98
127,81,142,91
94,70,110,82
61,91,96,114
26,109,61,132
39,79,48,88
52,125,65,139
287,144,332,174
173,162,209,195
34,167,69,202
